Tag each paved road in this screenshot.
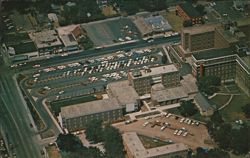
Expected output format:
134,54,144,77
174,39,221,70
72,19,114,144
17,35,180,71
0,65,43,158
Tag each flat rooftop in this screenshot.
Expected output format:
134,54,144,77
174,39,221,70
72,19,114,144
216,28,239,43
192,48,236,60
241,56,250,67
130,65,178,79
60,34,78,47
180,74,198,95
12,41,37,55
134,15,172,36
122,132,188,158
178,2,201,18
144,15,172,31
151,85,188,103
107,80,139,106
29,30,62,49
182,24,218,34
60,98,121,119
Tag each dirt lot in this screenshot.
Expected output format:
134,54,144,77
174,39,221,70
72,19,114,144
114,114,214,150
46,145,61,158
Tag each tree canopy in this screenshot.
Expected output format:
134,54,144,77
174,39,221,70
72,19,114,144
198,76,221,95
242,103,250,118
192,148,230,158
84,120,125,158
103,126,125,158
178,100,198,117
56,133,83,152
85,119,103,143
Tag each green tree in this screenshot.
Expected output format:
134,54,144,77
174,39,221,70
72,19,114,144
79,36,94,50
178,101,198,117
193,148,230,158
56,134,83,152
85,119,103,143
195,5,206,16
213,123,232,150
242,103,250,118
103,126,125,158
231,125,250,154
183,20,193,27
198,76,221,95
210,110,224,127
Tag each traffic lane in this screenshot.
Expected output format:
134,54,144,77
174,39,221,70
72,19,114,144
0,75,42,158
2,74,43,158
17,36,180,71
22,80,62,136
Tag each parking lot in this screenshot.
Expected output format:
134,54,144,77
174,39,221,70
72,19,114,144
82,17,140,46
23,47,165,102
114,113,214,150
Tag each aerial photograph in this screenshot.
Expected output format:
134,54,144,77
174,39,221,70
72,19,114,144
0,0,250,158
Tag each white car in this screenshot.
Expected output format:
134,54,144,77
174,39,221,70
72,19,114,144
177,130,183,136
143,122,149,127
183,132,188,137
180,118,185,123
161,125,167,131
174,130,178,135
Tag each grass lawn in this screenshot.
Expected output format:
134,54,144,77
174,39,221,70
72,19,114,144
218,83,242,94
10,10,33,31
221,94,250,122
225,84,242,94
161,11,183,32
138,135,172,149
210,94,231,108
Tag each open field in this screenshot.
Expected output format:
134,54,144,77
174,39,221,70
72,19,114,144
10,10,33,30
222,94,250,122
210,94,231,108
102,6,118,17
46,145,61,158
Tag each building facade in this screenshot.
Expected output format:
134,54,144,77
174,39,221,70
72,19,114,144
128,65,180,95
123,132,189,158
191,48,250,96
59,98,123,132
181,24,219,52
29,30,63,55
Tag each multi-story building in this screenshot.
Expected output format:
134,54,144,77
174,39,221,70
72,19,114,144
107,80,140,113
123,132,189,158
191,47,250,96
59,98,123,132
179,23,246,57
176,2,202,25
128,65,180,95
29,30,63,55
181,24,219,52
